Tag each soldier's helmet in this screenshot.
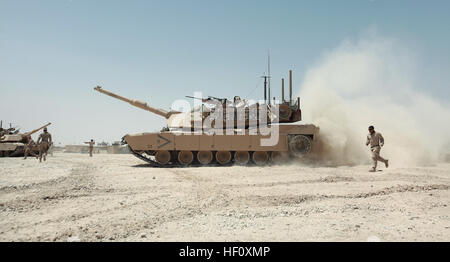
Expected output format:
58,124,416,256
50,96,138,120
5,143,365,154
44,128,48,132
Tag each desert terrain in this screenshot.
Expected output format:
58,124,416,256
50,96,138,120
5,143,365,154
0,153,449,242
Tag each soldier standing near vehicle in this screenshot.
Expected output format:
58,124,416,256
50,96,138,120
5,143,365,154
23,136,38,159
366,125,389,172
37,127,52,162
84,139,95,157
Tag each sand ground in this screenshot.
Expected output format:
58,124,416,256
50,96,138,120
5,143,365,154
0,153,449,242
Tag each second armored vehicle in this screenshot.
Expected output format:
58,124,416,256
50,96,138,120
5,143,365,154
0,122,52,157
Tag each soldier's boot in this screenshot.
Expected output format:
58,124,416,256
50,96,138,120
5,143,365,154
385,160,389,168
371,157,377,172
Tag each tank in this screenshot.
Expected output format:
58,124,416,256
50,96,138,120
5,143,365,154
94,70,319,166
0,122,52,157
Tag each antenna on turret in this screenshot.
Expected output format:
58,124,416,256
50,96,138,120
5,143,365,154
268,51,271,105
262,75,268,104
289,70,293,106
262,52,271,105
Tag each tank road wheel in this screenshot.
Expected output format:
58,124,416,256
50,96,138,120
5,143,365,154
252,151,269,165
197,151,213,165
289,135,313,156
234,151,250,165
155,150,171,165
178,151,194,165
216,151,232,165
271,151,290,164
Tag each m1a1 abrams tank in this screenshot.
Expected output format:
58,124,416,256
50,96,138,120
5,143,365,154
94,69,319,167
0,122,51,157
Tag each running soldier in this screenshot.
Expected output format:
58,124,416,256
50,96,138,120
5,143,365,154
37,127,52,162
366,125,389,172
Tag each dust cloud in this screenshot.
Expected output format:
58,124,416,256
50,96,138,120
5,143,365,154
298,32,450,167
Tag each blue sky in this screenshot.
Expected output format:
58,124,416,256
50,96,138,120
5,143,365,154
1,0,449,144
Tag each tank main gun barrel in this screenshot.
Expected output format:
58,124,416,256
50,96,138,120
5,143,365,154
94,86,171,119
24,122,52,136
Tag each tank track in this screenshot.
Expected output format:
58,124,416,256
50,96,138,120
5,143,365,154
128,146,238,167
128,146,186,168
